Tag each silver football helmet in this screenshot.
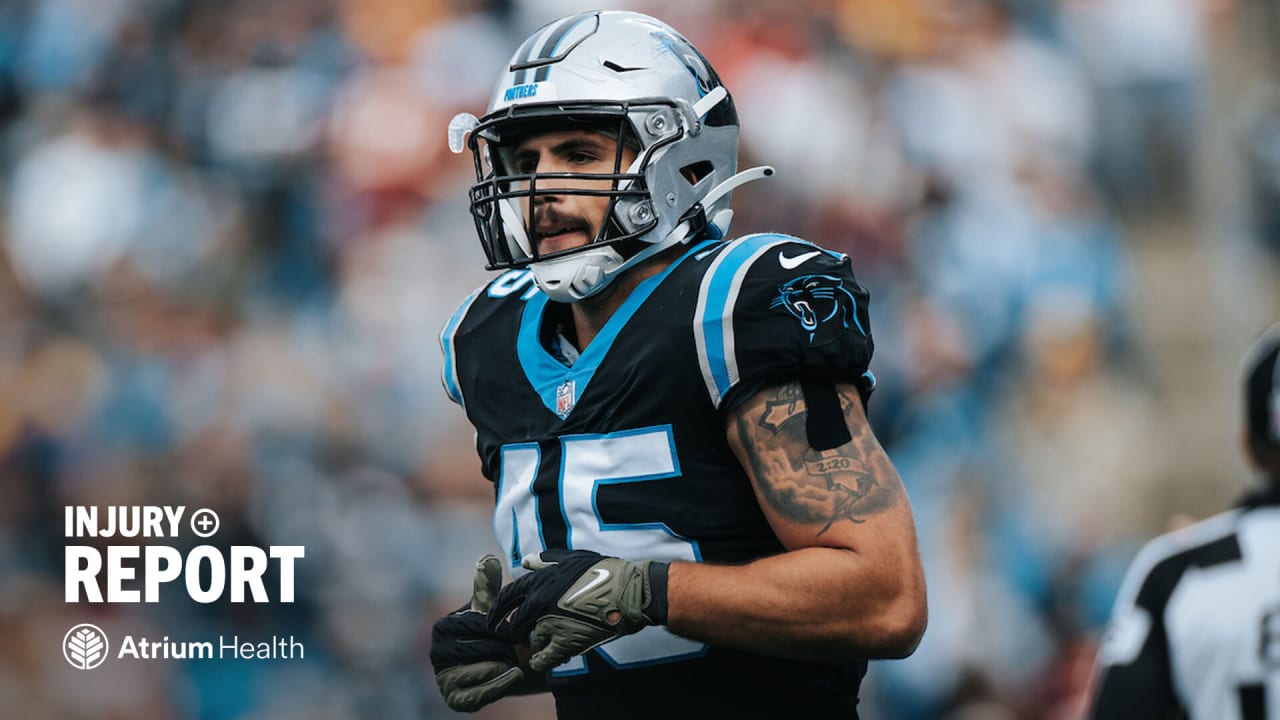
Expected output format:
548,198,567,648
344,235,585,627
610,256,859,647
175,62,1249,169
448,11,772,301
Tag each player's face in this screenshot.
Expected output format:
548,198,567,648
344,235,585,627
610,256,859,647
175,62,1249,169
510,130,637,256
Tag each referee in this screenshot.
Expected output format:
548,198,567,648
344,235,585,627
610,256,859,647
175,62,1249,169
1091,323,1280,720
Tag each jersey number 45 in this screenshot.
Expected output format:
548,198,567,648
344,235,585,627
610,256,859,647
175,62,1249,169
494,425,708,676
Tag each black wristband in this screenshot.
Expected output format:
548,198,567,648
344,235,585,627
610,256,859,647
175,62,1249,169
642,561,670,625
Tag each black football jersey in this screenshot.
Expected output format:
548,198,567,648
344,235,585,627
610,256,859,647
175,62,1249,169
440,233,875,719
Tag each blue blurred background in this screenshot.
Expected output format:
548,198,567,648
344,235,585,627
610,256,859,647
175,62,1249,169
1,0,1278,718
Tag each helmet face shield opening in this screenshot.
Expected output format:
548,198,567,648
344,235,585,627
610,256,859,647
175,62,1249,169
463,102,685,271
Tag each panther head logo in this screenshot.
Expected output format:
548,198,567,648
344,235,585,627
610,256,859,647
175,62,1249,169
771,274,863,344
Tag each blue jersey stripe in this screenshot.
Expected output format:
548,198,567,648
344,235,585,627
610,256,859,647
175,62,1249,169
694,233,821,407
440,286,484,407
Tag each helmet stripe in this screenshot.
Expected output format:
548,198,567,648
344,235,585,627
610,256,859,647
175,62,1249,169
533,13,594,82
512,13,597,85
513,17,568,84
510,31,544,85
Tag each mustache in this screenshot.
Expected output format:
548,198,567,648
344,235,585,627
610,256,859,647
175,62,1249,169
532,206,590,236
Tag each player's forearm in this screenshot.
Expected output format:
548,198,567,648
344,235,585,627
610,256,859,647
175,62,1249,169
665,546,926,661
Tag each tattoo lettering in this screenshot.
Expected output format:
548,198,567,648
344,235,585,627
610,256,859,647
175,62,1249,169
737,383,899,535
804,448,877,534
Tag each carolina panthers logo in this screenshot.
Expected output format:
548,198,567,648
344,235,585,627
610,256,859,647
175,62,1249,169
650,31,716,96
771,274,864,344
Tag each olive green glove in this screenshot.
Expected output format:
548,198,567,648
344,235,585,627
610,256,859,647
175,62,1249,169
430,555,527,712
487,549,669,672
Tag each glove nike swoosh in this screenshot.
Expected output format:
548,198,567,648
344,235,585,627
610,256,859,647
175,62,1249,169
565,568,611,603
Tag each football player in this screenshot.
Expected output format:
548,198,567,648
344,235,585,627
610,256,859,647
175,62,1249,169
1091,323,1280,719
430,11,927,718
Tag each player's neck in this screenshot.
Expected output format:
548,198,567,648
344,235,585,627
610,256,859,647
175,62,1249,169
568,256,673,350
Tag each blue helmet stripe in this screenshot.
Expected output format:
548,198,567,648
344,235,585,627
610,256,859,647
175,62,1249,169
512,13,595,85
510,30,544,85
534,13,594,82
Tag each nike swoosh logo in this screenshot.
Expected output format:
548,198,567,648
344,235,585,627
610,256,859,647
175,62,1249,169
565,568,611,603
778,250,821,270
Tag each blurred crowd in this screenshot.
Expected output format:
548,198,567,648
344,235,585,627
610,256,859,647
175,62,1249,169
0,0,1276,719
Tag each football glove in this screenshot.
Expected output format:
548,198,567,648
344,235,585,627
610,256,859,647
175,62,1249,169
430,555,526,712
487,549,669,672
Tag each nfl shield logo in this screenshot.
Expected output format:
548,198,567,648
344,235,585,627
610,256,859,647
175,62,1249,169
555,379,576,418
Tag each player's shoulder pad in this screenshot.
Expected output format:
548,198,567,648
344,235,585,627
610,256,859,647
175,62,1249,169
692,233,873,409
439,270,541,407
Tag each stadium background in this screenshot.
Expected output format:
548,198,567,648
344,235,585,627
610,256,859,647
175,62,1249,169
0,0,1277,717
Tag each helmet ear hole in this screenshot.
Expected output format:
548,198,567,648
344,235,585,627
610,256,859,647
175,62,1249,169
680,161,713,186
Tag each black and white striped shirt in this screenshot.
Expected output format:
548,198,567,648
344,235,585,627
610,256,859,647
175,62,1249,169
1092,487,1280,719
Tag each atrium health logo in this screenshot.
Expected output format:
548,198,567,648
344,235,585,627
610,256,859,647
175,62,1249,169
64,623,109,669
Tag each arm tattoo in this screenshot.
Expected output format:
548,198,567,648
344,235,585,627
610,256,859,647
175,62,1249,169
737,382,900,536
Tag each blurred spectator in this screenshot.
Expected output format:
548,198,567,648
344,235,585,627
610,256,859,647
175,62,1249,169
1241,82,1280,258
1059,0,1231,216
996,292,1167,553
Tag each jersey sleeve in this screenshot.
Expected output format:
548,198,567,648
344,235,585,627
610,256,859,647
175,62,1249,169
439,285,485,408
1089,540,1186,719
693,234,874,412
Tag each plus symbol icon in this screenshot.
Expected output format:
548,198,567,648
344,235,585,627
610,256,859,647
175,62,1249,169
190,509,220,538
